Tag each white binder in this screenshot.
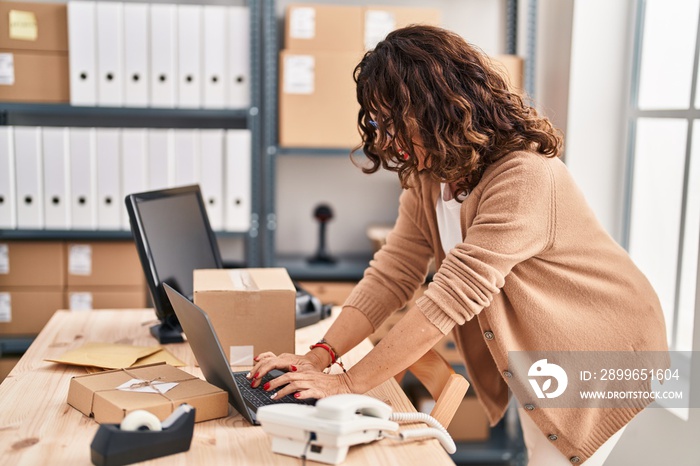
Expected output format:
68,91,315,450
41,127,71,229
199,129,224,230
203,5,227,109
0,127,16,229
177,5,203,108
227,6,251,109
121,128,148,229
96,2,124,107
150,4,177,108
224,129,251,231
68,128,97,230
147,128,173,190
68,1,97,106
172,129,199,186
14,126,44,229
124,3,149,107
95,128,122,230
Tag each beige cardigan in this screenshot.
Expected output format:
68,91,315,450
344,150,668,463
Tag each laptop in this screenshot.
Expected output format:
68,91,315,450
163,283,315,425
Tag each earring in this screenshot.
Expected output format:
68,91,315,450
399,150,410,160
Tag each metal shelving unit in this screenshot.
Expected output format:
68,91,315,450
0,0,263,356
261,0,373,280
0,0,263,267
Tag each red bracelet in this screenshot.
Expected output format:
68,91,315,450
309,341,346,373
309,343,336,364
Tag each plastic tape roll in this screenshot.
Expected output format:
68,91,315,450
120,410,163,432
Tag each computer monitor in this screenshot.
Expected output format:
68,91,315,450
125,185,223,343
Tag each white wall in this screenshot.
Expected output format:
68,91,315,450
565,0,633,243
567,1,700,463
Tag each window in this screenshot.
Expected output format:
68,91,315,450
626,0,700,419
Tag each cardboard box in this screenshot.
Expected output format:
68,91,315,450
285,3,364,52
0,51,69,102
65,286,148,311
0,356,21,382
194,268,296,365
65,241,145,287
0,288,63,336
279,49,363,148
0,241,65,287
0,2,68,52
67,363,229,424
491,54,524,92
446,395,490,442
0,2,69,103
297,281,356,307
362,6,441,50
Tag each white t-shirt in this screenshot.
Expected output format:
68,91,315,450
436,182,464,256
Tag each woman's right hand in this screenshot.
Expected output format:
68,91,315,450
247,351,328,388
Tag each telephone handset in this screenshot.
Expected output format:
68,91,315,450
315,394,393,421
257,394,456,465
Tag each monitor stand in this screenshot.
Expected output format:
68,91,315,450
150,315,184,344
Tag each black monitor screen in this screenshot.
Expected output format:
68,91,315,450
125,185,223,342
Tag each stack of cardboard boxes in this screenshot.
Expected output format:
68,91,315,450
278,3,525,149
0,240,147,338
0,2,70,103
278,3,441,148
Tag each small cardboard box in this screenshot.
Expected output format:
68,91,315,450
279,49,363,148
67,363,229,424
0,241,66,287
362,6,441,50
0,2,68,52
446,395,490,442
65,286,148,311
491,54,524,92
0,51,69,102
194,268,296,366
0,2,69,103
0,287,63,336
65,241,145,287
285,3,364,52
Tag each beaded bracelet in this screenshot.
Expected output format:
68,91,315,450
309,339,346,373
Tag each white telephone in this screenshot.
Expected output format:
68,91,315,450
256,394,455,465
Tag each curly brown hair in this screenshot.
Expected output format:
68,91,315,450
353,25,563,197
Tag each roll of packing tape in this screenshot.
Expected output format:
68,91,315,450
120,410,163,432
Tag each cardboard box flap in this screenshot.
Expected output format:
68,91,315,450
194,268,295,293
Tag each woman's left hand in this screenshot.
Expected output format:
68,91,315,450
264,370,356,401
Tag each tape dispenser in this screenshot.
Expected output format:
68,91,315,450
90,404,195,466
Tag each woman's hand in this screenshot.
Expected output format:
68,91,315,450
264,370,355,400
247,351,357,399
247,351,327,388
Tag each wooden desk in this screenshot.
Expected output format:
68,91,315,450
0,310,455,466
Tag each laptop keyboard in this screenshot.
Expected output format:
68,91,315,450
233,372,315,408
